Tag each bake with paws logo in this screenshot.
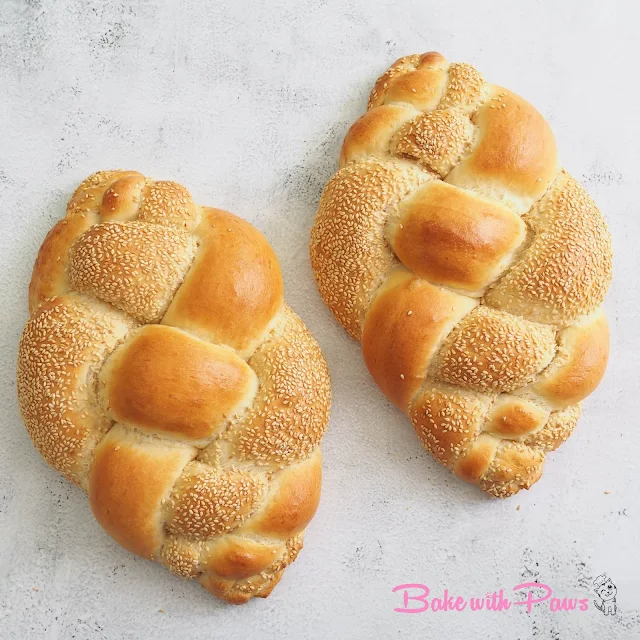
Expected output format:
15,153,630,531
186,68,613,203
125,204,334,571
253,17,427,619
392,575,620,617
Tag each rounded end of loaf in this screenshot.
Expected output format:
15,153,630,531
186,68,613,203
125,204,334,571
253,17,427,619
198,534,304,604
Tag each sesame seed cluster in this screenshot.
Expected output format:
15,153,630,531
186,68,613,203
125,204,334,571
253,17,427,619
18,171,331,603
311,52,612,497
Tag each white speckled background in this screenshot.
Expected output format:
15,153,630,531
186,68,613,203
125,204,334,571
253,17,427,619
1,1,638,638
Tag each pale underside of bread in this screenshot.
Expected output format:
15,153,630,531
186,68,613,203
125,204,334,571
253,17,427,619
18,171,331,603
310,52,611,497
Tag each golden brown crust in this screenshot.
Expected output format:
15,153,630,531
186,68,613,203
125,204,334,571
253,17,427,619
225,306,331,466
310,158,428,339
311,52,612,497
447,86,558,213
138,180,199,230
454,433,499,483
100,174,146,222
162,207,284,358
529,310,609,408
387,181,526,292
369,52,448,111
19,171,331,603
485,172,613,325
100,325,257,442
160,537,201,578
17,294,135,487
391,109,475,177
245,450,322,539
165,462,267,539
409,383,490,468
435,306,556,394
29,212,99,311
484,396,549,439
198,534,303,604
479,441,545,498
340,104,420,167
439,62,485,112
524,403,581,452
89,425,196,558
202,536,285,580
68,171,144,216
68,221,197,323
362,269,476,409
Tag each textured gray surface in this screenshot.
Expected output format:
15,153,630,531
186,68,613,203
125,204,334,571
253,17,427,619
1,1,639,638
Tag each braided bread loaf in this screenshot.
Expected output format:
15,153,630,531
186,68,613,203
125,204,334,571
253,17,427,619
18,171,331,603
310,53,611,497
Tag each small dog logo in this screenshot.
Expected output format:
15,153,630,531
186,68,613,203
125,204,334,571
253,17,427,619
593,574,617,616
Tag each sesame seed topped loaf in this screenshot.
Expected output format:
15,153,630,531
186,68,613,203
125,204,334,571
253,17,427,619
310,52,612,497
18,171,331,603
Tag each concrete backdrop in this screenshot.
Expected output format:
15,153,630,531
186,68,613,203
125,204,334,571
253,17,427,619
0,1,638,638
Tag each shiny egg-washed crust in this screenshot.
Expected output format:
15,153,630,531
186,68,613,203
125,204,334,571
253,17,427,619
18,171,331,603
310,52,612,497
